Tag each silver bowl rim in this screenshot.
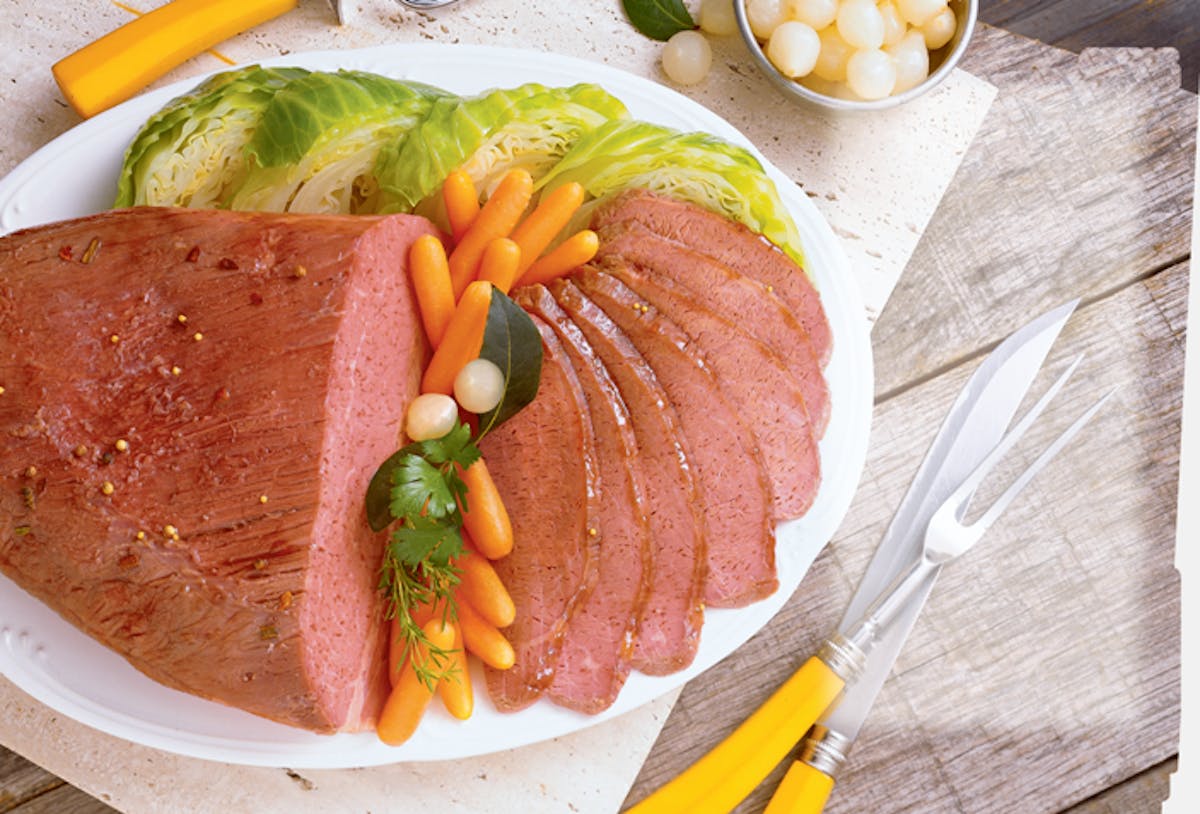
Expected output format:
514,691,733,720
733,0,980,112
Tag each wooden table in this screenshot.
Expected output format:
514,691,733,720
1,3,1194,813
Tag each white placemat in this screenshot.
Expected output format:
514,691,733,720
0,1,996,811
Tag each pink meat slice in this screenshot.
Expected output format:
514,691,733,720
0,206,435,733
595,219,830,438
596,260,821,522
479,318,601,712
550,279,707,674
593,189,833,367
517,286,651,714
571,270,780,608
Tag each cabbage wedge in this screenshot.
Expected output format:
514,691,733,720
535,120,806,266
228,71,453,214
114,65,309,209
374,83,628,215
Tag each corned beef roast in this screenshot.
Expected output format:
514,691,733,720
0,207,435,732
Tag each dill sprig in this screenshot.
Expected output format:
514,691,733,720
372,418,481,692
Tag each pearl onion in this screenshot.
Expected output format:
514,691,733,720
812,25,854,81
836,0,885,50
877,1,908,46
454,358,506,414
921,6,957,49
767,21,821,78
846,48,897,100
699,0,738,36
406,393,459,441
887,30,930,92
662,30,713,85
785,0,837,30
747,0,788,39
896,0,946,27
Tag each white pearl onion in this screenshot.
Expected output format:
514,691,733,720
921,6,957,49
895,0,947,27
887,29,931,92
699,0,739,36
767,21,821,78
454,358,506,414
785,0,837,30
877,1,908,46
845,47,897,100
812,24,854,81
662,30,713,85
406,393,459,441
747,0,788,39
836,0,885,50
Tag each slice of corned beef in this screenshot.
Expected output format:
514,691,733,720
551,280,707,675
0,206,435,733
518,285,651,714
479,317,601,712
594,219,830,438
592,189,833,367
572,270,780,609
596,259,821,524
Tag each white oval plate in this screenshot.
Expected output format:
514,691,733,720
0,44,873,768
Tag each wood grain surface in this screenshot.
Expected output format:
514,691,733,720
1,7,1194,814
622,24,1192,814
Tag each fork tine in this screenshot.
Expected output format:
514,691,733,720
973,386,1116,533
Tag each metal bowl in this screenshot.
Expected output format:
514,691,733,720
734,0,978,112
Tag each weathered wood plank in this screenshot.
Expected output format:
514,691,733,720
623,258,1184,813
1061,758,1176,814
872,26,1196,396
7,784,115,814
0,747,59,813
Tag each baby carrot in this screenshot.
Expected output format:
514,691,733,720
377,617,455,746
508,182,585,275
409,234,455,347
459,458,513,559
388,599,444,687
457,594,515,671
515,229,599,289
448,169,533,298
443,170,480,242
457,545,516,628
420,280,493,396
476,237,523,294
436,621,473,720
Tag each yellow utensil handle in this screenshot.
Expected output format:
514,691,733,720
52,0,298,118
764,760,835,814
628,654,845,814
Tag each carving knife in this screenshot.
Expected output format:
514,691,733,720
627,300,1079,814
767,299,1081,813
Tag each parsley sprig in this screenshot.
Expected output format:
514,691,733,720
371,419,481,691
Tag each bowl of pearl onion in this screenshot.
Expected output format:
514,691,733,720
733,0,977,110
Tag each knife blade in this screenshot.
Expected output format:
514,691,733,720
786,299,1080,801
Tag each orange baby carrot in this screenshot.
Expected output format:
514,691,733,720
459,458,513,559
515,229,599,288
436,621,473,720
457,594,515,671
388,598,445,687
476,237,523,294
409,234,456,347
448,169,533,298
377,617,455,746
420,280,493,396
443,170,480,242
508,182,585,275
457,545,516,628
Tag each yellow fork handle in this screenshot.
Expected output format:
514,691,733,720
52,0,298,118
764,760,835,814
627,655,845,814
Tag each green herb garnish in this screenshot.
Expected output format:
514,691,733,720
622,0,696,42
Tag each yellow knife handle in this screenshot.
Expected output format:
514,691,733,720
52,0,298,118
764,760,835,814
627,654,847,814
